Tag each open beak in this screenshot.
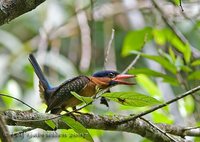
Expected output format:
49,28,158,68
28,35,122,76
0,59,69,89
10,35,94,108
112,74,136,85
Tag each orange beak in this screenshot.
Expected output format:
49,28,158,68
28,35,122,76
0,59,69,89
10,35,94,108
112,74,136,85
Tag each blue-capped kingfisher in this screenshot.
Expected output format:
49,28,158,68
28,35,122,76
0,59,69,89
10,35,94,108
29,54,135,114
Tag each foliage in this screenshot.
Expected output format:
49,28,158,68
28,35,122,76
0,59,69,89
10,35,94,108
61,116,93,142
102,92,161,107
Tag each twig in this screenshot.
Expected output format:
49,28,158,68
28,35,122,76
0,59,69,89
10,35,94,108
104,29,115,67
115,85,200,124
0,93,38,112
179,0,184,12
122,54,140,74
183,127,200,137
183,126,200,131
140,117,178,142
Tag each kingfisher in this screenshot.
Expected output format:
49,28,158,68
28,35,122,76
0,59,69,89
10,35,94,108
29,54,135,114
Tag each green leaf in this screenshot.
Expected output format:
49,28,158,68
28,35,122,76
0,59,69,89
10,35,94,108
184,95,194,115
178,96,194,117
135,74,161,98
180,66,192,73
140,53,177,74
168,47,176,62
62,116,93,142
166,29,191,63
129,68,178,85
71,91,93,104
188,71,200,80
191,60,200,66
122,27,152,56
195,137,200,142
102,92,161,107
172,0,180,5
152,111,173,124
2,80,21,108
45,120,56,129
153,28,168,45
174,56,191,72
0,90,13,108
183,43,191,64
175,56,184,71
158,49,174,64
153,28,191,63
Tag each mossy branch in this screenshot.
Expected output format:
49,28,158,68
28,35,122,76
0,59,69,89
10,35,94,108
0,0,45,26
1,109,200,142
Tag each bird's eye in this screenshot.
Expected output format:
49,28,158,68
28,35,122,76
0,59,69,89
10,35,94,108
108,72,115,78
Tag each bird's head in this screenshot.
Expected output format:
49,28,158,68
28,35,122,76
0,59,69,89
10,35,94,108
91,70,135,89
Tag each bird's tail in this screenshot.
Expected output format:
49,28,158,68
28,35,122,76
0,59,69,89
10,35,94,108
28,54,50,104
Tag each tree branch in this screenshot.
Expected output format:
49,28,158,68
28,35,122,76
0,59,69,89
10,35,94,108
0,115,12,142
2,109,200,142
115,85,200,124
0,0,45,26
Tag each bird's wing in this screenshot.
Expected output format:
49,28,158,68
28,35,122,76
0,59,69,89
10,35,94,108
45,76,90,112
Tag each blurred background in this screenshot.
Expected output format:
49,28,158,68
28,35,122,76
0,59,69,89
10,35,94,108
1,0,200,141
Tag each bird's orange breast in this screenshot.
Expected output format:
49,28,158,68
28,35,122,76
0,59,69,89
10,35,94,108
61,80,97,108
